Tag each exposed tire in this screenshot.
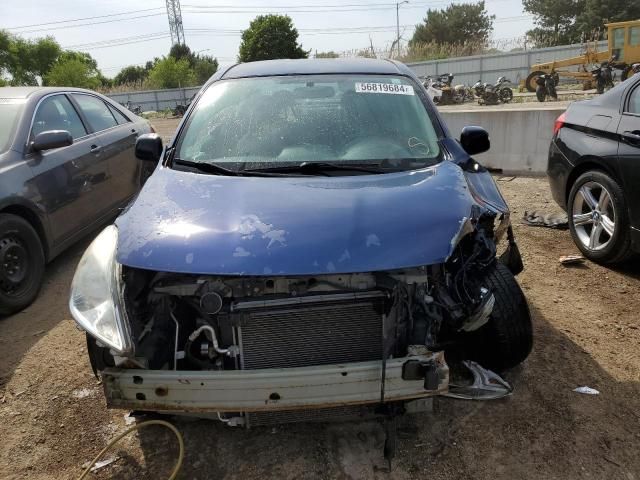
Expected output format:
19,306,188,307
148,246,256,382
469,262,533,371
499,87,513,103
621,66,631,82
0,214,45,316
548,82,558,100
535,86,546,102
526,71,544,92
567,171,633,264
596,77,605,94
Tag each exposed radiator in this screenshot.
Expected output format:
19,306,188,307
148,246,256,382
237,292,384,370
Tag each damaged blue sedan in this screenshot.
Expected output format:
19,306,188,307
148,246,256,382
69,59,532,431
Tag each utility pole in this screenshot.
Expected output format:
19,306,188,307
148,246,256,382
396,1,409,58
166,0,185,46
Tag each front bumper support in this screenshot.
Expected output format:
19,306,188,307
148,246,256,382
102,352,448,413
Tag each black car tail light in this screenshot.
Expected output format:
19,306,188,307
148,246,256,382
553,112,566,136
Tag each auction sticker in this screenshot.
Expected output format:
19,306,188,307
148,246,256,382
355,82,414,95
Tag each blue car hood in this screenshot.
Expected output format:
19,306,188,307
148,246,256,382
116,161,484,275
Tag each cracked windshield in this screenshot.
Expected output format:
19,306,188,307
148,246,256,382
176,74,440,170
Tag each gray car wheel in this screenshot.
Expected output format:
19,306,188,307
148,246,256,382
568,171,633,263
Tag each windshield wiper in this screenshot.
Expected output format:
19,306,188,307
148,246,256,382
173,159,285,177
174,159,241,176
242,161,392,175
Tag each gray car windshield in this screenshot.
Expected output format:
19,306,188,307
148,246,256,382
0,100,25,154
175,74,441,171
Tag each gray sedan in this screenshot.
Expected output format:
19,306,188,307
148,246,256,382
0,87,153,314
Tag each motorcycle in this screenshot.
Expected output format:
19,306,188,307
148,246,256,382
495,76,513,103
422,76,444,103
124,101,142,115
591,62,614,94
622,63,640,81
431,73,468,105
535,74,558,102
173,103,187,117
473,76,513,105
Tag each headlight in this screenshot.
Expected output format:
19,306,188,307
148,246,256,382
69,225,132,354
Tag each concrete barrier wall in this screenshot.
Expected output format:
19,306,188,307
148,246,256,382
440,106,566,174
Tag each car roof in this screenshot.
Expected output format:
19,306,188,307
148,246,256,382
221,58,408,79
0,86,103,99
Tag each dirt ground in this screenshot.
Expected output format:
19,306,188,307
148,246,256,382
1,130,639,479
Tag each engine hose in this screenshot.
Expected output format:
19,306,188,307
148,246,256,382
76,419,184,480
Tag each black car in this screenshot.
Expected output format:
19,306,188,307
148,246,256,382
547,75,640,263
0,87,153,314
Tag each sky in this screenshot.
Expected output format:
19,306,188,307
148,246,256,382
1,0,534,77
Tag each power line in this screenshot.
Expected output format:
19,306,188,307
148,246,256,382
66,35,172,51
11,12,166,34
185,25,414,33
5,7,164,30
63,32,170,49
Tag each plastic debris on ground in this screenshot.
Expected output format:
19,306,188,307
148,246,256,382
559,254,585,265
82,456,119,472
124,412,136,425
522,210,568,229
573,386,600,395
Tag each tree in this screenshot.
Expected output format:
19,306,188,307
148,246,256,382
5,35,61,85
238,15,308,62
169,43,194,63
44,58,101,89
147,56,196,89
193,54,218,84
315,51,340,58
575,0,640,40
523,0,584,46
410,2,494,46
114,65,148,86
524,0,640,47
43,50,104,88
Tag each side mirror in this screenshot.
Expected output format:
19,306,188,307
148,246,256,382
460,126,490,155
135,133,163,162
31,130,73,151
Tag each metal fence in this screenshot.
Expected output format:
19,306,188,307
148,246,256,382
108,86,202,112
407,41,608,86
106,41,608,111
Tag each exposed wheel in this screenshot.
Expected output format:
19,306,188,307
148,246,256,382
0,214,45,315
499,87,513,103
596,78,605,94
526,71,544,92
621,66,631,82
548,82,558,100
568,171,632,264
471,262,533,371
535,86,546,102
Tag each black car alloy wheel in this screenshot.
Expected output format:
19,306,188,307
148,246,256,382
0,214,45,315
568,171,633,263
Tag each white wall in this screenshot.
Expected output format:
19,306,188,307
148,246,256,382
440,106,566,174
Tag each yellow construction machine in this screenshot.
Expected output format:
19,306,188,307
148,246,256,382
525,19,640,91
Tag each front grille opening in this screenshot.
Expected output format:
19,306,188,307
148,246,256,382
238,298,384,370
